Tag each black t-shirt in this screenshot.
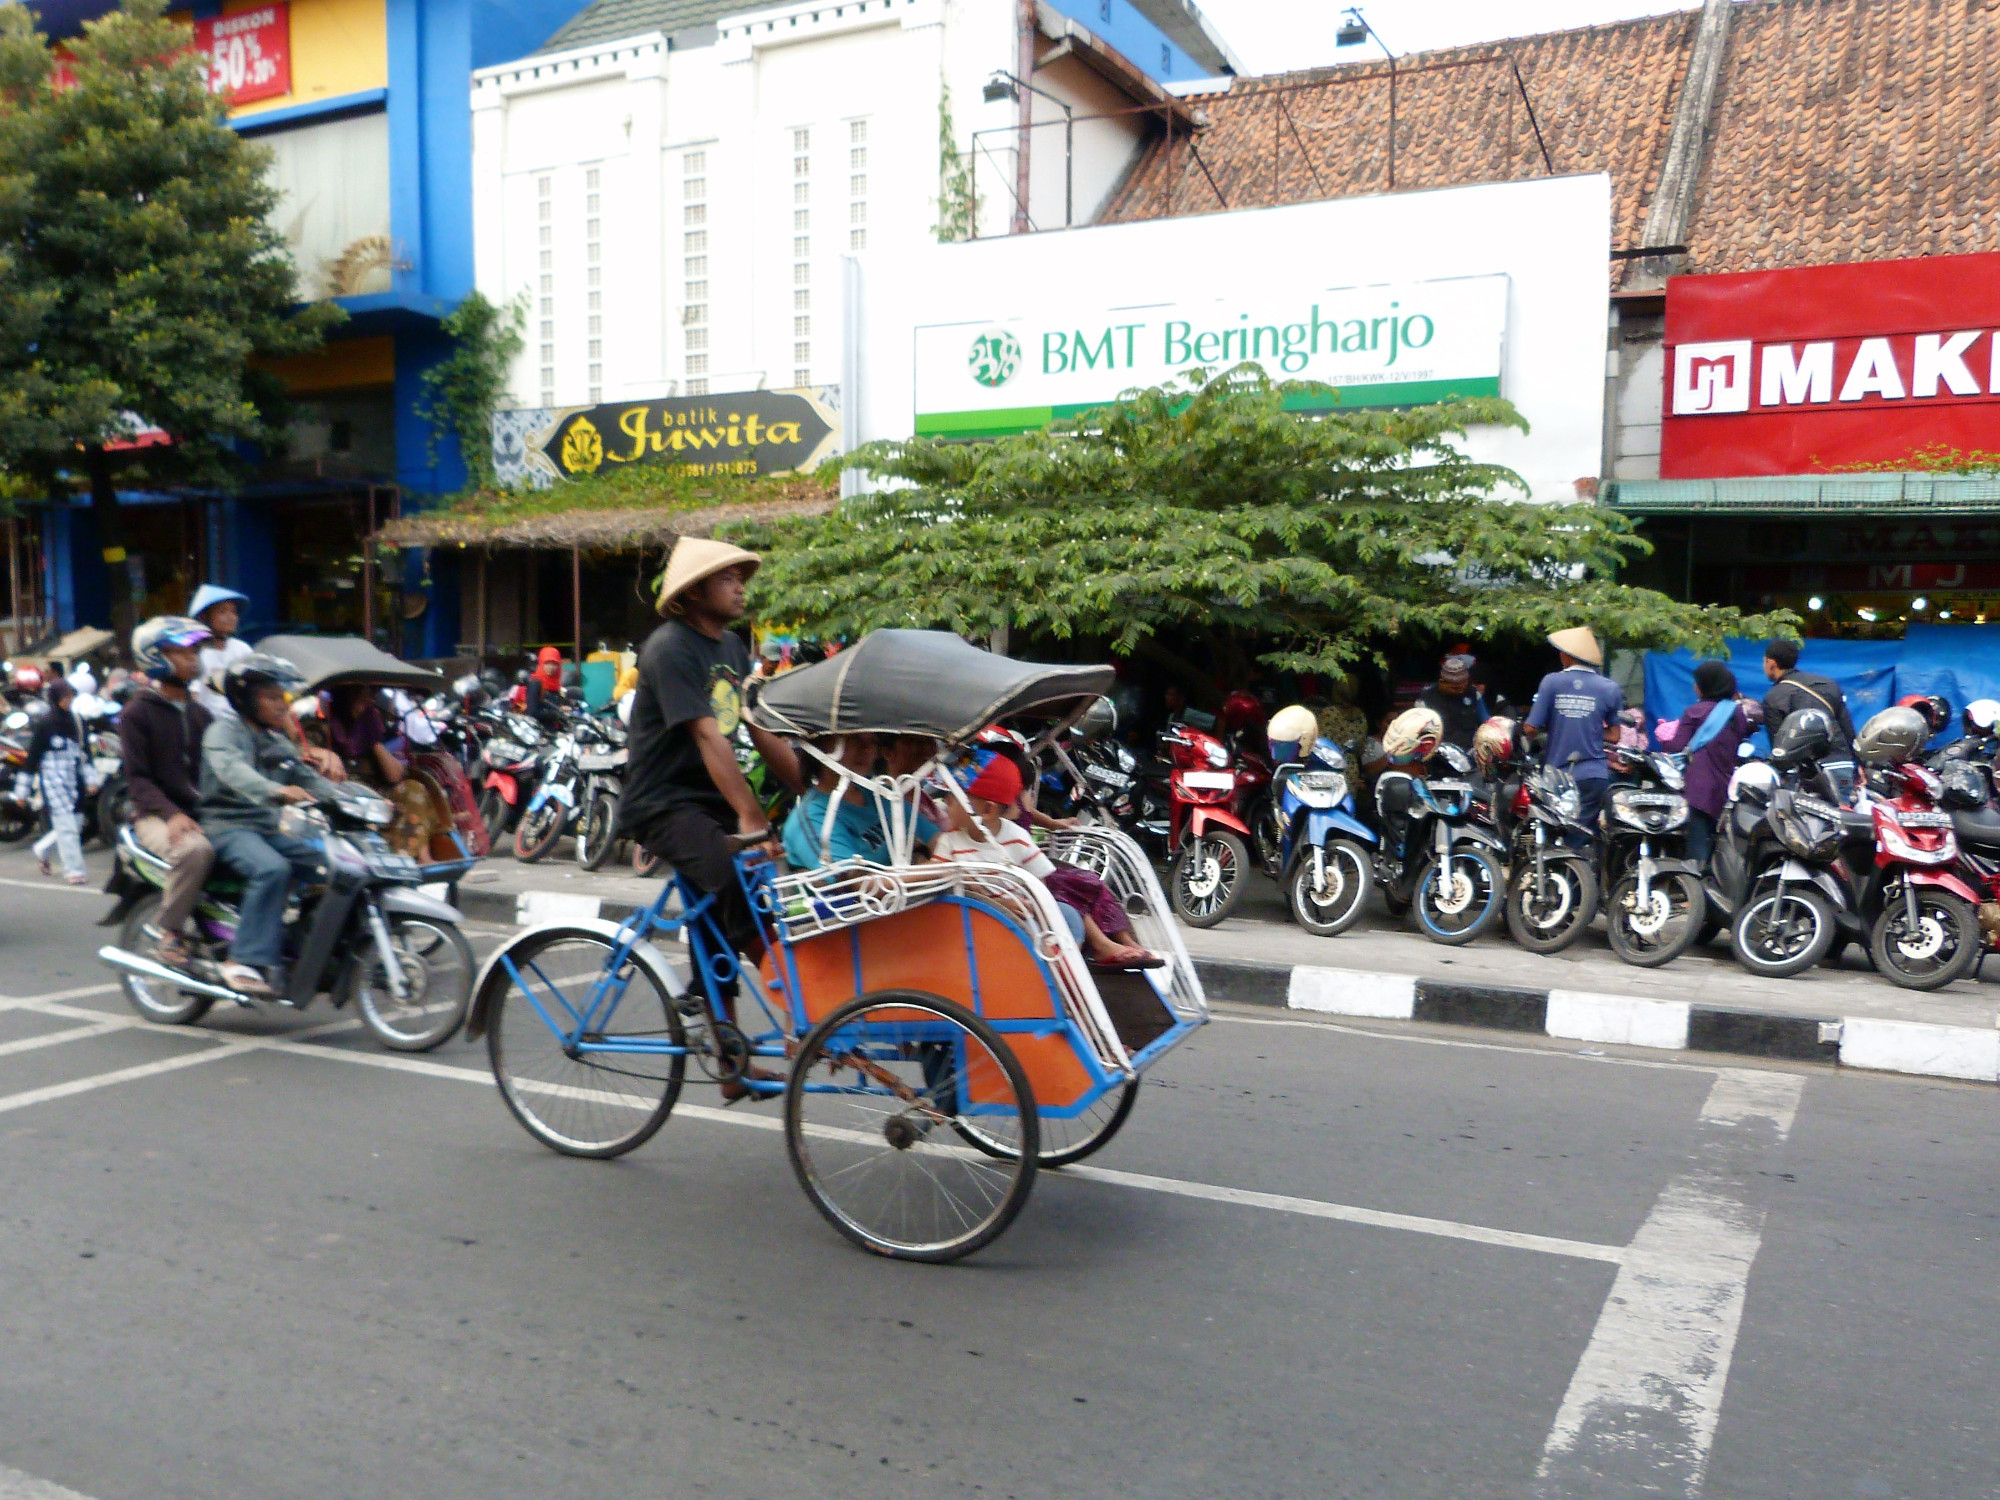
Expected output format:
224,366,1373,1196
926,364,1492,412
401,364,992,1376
1417,684,1489,751
620,620,751,831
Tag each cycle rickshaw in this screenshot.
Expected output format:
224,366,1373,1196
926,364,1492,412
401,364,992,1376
466,630,1207,1261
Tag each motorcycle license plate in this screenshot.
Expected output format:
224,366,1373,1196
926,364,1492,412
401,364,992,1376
1900,811,1951,828
1182,771,1235,791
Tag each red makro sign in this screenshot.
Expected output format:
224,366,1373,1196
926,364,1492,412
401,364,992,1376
1660,251,2000,477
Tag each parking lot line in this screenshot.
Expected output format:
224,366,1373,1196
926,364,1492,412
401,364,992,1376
1533,1069,1804,1498
0,1020,127,1060
0,1040,259,1117
0,1461,99,1499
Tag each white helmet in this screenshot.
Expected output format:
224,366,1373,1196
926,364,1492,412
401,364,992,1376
1964,699,2000,735
1382,706,1444,766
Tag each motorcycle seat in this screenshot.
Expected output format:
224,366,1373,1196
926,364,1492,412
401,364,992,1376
1840,809,1875,834
1953,805,2000,850
122,833,248,897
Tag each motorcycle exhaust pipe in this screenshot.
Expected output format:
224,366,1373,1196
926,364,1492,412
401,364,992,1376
97,945,247,1006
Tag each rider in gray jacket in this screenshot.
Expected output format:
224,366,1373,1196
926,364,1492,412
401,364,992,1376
197,656,338,997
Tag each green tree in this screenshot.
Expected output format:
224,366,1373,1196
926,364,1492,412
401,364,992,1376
417,289,525,494
0,0,339,639
728,368,1793,679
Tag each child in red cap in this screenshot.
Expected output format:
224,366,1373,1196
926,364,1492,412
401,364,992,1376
933,753,1159,969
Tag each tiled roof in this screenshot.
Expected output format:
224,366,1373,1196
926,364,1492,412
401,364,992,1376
537,0,738,53
1102,0,2000,283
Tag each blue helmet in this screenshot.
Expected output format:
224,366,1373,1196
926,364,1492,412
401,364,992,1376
131,616,212,680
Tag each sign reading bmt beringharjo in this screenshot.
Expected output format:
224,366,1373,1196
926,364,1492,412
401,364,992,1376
529,388,838,482
916,274,1509,438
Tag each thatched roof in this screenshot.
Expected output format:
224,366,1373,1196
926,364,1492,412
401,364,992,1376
377,493,836,551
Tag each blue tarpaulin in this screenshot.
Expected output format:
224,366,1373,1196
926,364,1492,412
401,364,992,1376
1643,638,1905,754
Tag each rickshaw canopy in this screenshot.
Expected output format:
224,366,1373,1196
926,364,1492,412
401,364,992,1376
745,630,1114,743
256,635,445,695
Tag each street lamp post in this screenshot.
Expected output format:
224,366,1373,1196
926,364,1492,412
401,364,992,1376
1337,8,1397,191
983,70,1075,229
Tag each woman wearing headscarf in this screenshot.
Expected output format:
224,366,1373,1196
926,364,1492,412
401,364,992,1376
1655,660,1763,867
27,679,89,883
522,646,571,727
323,685,449,862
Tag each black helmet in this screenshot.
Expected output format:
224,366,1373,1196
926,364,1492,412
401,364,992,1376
1073,696,1117,742
221,653,306,721
1939,761,1991,811
1769,707,1834,769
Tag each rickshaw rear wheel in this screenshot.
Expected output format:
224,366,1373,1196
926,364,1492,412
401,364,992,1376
955,1078,1139,1168
786,990,1038,1263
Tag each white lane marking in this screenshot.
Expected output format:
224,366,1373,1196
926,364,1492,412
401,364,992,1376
0,877,96,898
1532,1067,1805,1498
0,1041,257,1117
0,984,121,1007
0,1021,126,1059
0,1462,99,1499
1060,1163,1624,1263
7,997,1626,1262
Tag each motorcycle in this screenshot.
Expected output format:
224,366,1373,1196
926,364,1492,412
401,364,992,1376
478,711,546,845
1600,749,1708,966
1272,736,1377,937
1165,723,1260,927
514,708,623,863
97,782,475,1051
572,720,630,872
1493,758,1600,954
0,704,40,844
1863,758,1984,990
1375,743,1509,945
1710,762,1863,979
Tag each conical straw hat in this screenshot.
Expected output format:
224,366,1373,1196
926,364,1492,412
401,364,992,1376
1546,627,1603,666
655,536,761,615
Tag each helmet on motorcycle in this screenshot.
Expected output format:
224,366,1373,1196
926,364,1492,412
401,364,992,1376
1266,704,1319,763
452,672,489,709
1964,699,2000,737
131,616,211,680
1219,690,1263,734
1938,760,1991,811
220,653,306,721
1856,705,1929,765
11,664,43,695
1768,707,1834,769
1606,723,1648,775
1472,716,1517,773
1382,706,1443,766
1896,693,1951,735
1072,696,1117,743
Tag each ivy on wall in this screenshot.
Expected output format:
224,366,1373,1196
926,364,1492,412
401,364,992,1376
936,82,977,243
417,289,526,493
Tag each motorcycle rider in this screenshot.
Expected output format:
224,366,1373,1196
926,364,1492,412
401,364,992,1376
121,616,219,966
1524,627,1625,841
198,655,340,998
188,583,345,782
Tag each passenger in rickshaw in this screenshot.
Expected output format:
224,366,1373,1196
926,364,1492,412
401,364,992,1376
780,732,938,868
322,684,450,863
931,753,1161,970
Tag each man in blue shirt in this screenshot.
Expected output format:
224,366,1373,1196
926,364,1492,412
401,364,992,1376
1525,627,1625,840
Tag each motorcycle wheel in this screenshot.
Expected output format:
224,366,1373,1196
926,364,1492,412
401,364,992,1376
351,914,476,1051
514,799,566,863
1286,839,1372,937
0,801,34,844
1169,829,1248,928
1606,871,1706,968
1504,858,1600,954
576,790,620,872
1730,885,1837,979
116,893,215,1026
1869,888,1981,992
477,786,512,844
1410,848,1504,945
94,775,128,847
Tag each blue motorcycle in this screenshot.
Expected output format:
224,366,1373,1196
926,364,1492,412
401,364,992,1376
1272,737,1379,936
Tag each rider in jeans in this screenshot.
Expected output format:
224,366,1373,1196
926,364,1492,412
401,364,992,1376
121,615,220,966
197,655,338,998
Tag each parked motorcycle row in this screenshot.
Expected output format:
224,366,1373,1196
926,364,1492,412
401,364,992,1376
1047,691,2000,993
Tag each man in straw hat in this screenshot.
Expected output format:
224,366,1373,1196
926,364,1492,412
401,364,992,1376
621,539,802,1087
1524,626,1626,839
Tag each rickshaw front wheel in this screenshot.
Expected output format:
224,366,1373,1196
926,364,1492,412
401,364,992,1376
786,990,1038,1263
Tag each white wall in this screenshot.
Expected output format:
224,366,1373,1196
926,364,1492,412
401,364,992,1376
850,173,1614,503
471,0,1156,419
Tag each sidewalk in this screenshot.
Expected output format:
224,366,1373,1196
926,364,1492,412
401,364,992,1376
451,849,2000,1084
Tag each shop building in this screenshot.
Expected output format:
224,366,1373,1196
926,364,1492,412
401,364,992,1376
28,0,593,652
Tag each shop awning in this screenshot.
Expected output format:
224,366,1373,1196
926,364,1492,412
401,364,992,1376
376,493,837,551
1603,474,2000,515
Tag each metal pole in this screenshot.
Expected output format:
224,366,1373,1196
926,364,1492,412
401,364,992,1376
361,490,375,645
475,547,487,657
571,544,582,664
1065,114,1073,227
1013,0,1033,234
5,517,18,655
1388,55,1396,190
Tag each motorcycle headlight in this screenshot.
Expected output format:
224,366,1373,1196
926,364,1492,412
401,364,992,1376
1556,787,1582,820
1204,741,1230,769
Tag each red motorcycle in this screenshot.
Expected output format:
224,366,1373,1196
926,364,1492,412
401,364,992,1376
1866,759,1985,990
1165,723,1268,927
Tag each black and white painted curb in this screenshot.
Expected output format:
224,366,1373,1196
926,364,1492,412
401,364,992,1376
460,886,2000,1087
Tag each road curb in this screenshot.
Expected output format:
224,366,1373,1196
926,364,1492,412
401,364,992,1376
464,887,1998,1085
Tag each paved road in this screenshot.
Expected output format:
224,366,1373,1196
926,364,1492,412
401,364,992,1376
0,860,1994,1499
